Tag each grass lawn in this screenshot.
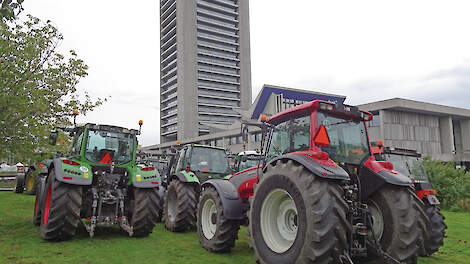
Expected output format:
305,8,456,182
0,192,469,264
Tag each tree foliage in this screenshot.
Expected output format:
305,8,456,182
0,0,23,20
0,14,105,162
423,157,470,211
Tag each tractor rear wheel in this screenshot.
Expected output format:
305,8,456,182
423,204,446,255
24,169,36,195
40,170,82,241
130,187,161,237
33,177,47,226
164,179,197,232
13,173,25,193
366,185,420,263
197,186,240,253
156,187,165,223
250,160,349,264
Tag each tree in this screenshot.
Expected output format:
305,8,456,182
0,14,105,162
0,0,24,20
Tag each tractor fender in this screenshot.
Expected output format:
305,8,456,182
265,153,350,180
358,165,412,200
170,171,200,184
132,169,161,189
201,179,245,220
51,159,92,185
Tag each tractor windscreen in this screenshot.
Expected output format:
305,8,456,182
190,147,229,174
239,155,261,171
317,112,369,165
267,114,310,161
377,154,428,182
85,130,134,165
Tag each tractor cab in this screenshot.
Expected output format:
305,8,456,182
234,150,261,172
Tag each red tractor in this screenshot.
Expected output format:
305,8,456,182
372,144,446,256
197,100,428,264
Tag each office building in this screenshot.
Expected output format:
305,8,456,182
160,0,252,143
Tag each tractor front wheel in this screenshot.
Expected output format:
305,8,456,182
367,185,420,263
197,186,240,253
24,169,36,195
130,187,161,237
40,170,82,241
423,204,446,255
164,179,197,232
13,173,25,193
250,160,349,264
33,177,47,226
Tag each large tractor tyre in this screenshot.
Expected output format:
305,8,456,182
24,170,36,195
13,173,25,193
40,170,82,241
250,160,349,264
33,177,47,226
414,196,431,257
130,187,161,237
366,185,420,264
197,186,240,253
423,205,446,255
156,187,165,223
164,179,197,232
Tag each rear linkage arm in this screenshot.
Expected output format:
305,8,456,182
340,183,404,264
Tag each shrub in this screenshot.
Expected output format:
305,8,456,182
423,157,470,211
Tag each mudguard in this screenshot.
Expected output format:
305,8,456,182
51,158,92,185
201,179,245,220
132,168,160,188
359,164,412,200
170,171,200,184
265,153,350,180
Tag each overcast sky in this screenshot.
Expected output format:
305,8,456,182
23,0,470,146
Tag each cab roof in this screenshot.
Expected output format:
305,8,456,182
267,100,373,126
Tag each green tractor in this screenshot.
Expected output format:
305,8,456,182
34,120,161,241
163,144,231,232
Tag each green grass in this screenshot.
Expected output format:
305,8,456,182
0,192,469,264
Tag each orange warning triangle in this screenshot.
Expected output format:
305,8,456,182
314,125,330,147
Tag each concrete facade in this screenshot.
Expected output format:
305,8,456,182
160,0,252,143
359,98,470,163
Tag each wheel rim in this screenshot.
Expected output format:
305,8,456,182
43,184,52,225
368,200,384,241
26,173,34,191
260,188,298,253
201,198,217,239
167,187,177,222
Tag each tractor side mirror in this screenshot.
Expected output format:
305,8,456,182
49,130,58,146
242,125,249,142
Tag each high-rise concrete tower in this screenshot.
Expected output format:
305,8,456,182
159,0,252,143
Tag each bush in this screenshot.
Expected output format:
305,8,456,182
423,157,470,211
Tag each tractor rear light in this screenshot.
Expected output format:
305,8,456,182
142,167,155,171
63,177,72,180
151,181,158,184
39,163,45,167
62,159,80,166
319,102,334,111
185,167,190,172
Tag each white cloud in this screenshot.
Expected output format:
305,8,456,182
23,0,470,146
